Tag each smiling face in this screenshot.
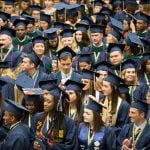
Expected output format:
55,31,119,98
124,68,136,83
33,43,45,57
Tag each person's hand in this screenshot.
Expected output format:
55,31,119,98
33,141,41,150
122,137,132,147
130,21,136,33
123,144,136,150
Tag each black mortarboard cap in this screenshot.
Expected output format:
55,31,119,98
78,52,92,63
13,18,29,27
93,61,111,71
0,76,15,86
131,99,148,113
135,12,150,23
75,23,89,32
39,79,57,90
57,46,76,58
142,52,150,61
0,26,16,37
0,11,11,20
60,29,76,38
107,43,125,53
0,61,10,68
4,99,28,117
82,69,99,80
110,17,123,31
100,7,113,16
90,24,104,33
121,59,138,70
104,71,124,86
86,99,102,113
108,29,122,41
80,16,91,26
32,35,45,45
21,13,35,23
30,5,43,11
40,12,51,23
24,94,42,102
44,28,58,40
65,79,85,92
53,2,67,14
118,84,129,94
26,52,41,67
66,4,79,16
125,33,143,47
5,0,15,5
91,0,104,6
125,0,137,5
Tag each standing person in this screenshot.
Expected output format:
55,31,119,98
0,99,32,149
117,100,150,150
33,82,77,150
77,98,116,150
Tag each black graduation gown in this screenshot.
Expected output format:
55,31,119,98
117,123,150,150
0,122,31,150
51,71,82,85
77,123,116,150
32,112,77,150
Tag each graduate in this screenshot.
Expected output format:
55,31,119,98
32,35,52,74
33,80,77,150
117,99,150,150
50,46,82,87
77,97,116,150
0,11,10,28
0,99,32,149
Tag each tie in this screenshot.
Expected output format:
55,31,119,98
134,127,141,141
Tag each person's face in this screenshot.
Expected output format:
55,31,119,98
114,6,122,13
146,92,150,104
75,31,83,42
79,62,91,71
82,79,91,91
25,101,36,114
136,20,147,32
69,0,77,4
4,5,14,14
102,80,112,96
91,33,103,46
44,0,53,7
43,92,54,113
105,25,113,35
83,108,93,123
68,15,77,24
57,14,65,21
106,34,115,44
16,25,26,39
109,51,123,65
21,1,29,10
93,6,102,14
49,38,58,47
27,23,35,34
97,70,108,82
129,107,144,124
33,43,45,56
124,68,136,83
66,90,77,103
0,34,12,49
3,111,13,126
59,58,72,74
52,60,58,72
146,60,150,73
0,19,6,27
123,20,130,31
62,37,73,48
21,57,33,71
40,21,49,31
32,11,40,20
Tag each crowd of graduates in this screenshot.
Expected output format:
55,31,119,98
0,0,150,149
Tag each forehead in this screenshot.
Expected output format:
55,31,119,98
0,34,11,39
110,51,122,56
125,68,136,72
84,108,93,114
129,107,139,112
23,57,31,62
91,33,101,36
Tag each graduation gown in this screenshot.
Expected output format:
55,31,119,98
0,122,31,150
51,71,82,85
117,122,150,150
32,112,77,150
77,123,116,150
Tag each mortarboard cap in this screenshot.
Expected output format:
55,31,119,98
131,99,148,113
60,29,76,38
66,4,79,16
80,16,91,26
125,0,137,5
104,71,124,86
32,35,45,45
65,80,85,92
101,7,113,16
0,76,15,86
108,29,122,41
0,11,11,20
0,26,16,37
121,59,138,70
39,79,57,90
91,0,104,6
142,52,150,61
75,23,89,32
5,0,15,5
107,43,125,53
93,61,111,71
125,33,143,47
0,61,10,68
118,84,129,94
13,18,29,27
26,52,41,67
90,24,104,33
81,69,99,80
135,12,150,23
53,2,67,14
110,17,123,31
30,5,43,11
44,28,58,40
21,13,35,24
57,46,76,58
140,0,150,4
85,99,102,113
24,94,42,102
10,15,20,23
4,99,28,117
78,52,92,63
40,12,51,23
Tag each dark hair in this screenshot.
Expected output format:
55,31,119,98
138,110,147,119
